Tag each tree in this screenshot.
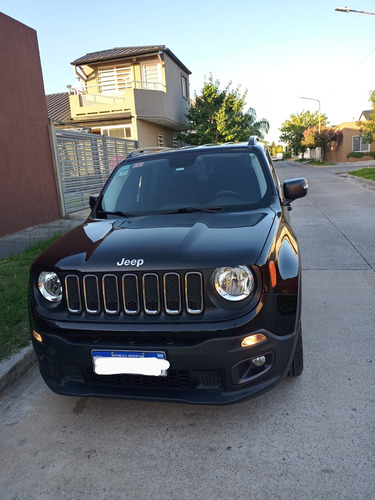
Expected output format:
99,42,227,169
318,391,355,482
359,90,375,143
302,126,342,159
315,127,341,148
181,75,269,145
267,141,284,156
301,127,317,150
280,111,328,156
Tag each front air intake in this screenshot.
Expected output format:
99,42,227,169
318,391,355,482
65,271,204,317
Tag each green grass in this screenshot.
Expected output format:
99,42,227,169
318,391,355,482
293,159,334,166
348,167,375,181
0,235,61,361
307,161,334,166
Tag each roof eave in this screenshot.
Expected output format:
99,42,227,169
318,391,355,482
71,46,191,75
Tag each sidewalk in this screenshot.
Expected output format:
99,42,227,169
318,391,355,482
292,158,375,171
0,209,90,260
0,209,90,394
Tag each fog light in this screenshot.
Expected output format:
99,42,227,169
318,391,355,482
251,356,266,367
33,330,43,343
241,334,267,348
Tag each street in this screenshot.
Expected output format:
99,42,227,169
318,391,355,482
1,162,374,500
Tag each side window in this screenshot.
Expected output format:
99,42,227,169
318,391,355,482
265,149,282,195
249,153,267,198
181,75,188,99
353,135,370,152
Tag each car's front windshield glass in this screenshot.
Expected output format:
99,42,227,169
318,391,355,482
100,150,272,216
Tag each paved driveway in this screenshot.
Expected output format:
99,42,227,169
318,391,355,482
0,162,374,499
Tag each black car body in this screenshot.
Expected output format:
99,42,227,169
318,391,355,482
30,137,308,404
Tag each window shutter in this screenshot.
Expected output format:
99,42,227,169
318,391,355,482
98,65,131,94
142,62,162,90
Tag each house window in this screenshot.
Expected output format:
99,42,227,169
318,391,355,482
352,135,370,152
181,75,188,99
98,65,132,94
93,125,133,139
158,134,165,147
141,61,162,90
172,136,178,148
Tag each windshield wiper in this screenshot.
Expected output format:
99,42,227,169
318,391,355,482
160,206,222,215
96,210,131,218
96,207,222,218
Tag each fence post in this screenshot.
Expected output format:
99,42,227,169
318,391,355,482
48,122,66,217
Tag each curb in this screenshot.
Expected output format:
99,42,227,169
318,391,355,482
345,173,375,190
0,344,37,394
0,210,90,395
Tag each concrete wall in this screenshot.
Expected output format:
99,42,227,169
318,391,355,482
136,120,177,149
133,58,189,129
163,52,190,125
0,13,60,237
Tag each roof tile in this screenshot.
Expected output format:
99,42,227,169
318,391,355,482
46,92,71,122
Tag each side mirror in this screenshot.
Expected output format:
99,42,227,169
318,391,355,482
283,178,308,204
89,195,98,211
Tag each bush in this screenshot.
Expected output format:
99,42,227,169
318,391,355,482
368,151,375,157
347,152,364,158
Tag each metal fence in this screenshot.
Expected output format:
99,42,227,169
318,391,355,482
50,125,137,215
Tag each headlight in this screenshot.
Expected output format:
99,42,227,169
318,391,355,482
214,266,254,301
38,272,63,302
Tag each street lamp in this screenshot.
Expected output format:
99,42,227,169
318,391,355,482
298,96,321,133
335,6,375,15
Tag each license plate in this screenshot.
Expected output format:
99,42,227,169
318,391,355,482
92,350,170,377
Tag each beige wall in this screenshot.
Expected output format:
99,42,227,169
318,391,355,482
0,13,60,237
136,120,178,148
326,122,375,163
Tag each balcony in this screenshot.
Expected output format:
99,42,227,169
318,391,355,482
69,81,166,121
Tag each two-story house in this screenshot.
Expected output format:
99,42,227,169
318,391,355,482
65,45,191,148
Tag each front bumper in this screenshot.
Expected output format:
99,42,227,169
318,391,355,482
32,325,298,405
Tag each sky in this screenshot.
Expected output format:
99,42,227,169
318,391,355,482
1,0,375,143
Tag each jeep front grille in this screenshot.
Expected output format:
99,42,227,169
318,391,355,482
65,271,203,316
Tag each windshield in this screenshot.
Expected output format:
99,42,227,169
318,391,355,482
99,150,272,216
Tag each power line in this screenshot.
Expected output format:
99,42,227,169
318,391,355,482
355,47,375,69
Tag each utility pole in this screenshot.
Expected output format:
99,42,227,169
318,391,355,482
298,97,321,133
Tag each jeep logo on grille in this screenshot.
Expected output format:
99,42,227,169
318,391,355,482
117,258,144,267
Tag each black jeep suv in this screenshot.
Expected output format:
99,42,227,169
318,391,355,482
30,137,308,404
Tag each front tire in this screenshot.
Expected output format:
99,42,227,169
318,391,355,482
288,324,303,377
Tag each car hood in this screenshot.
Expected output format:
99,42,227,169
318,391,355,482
35,210,276,272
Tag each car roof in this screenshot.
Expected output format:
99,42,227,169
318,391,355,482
126,136,267,161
